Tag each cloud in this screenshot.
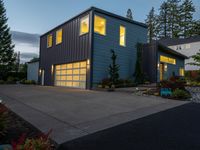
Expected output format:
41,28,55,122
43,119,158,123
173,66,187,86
11,31,40,47
11,31,40,63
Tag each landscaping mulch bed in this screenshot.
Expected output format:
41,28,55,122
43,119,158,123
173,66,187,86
0,103,56,149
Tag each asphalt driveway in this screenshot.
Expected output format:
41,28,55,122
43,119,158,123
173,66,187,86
60,103,200,150
0,85,188,145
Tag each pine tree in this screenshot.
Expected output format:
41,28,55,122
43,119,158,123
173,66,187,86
179,0,195,38
0,0,15,80
191,20,200,36
109,49,120,85
157,1,171,38
167,0,181,38
145,7,158,43
126,9,133,20
134,43,144,84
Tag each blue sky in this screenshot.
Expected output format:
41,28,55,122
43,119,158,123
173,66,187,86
3,0,200,63
5,0,200,34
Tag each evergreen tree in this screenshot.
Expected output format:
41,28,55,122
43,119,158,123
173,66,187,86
134,43,144,84
126,9,133,20
179,0,195,38
187,50,200,67
109,49,120,85
0,0,15,80
157,1,171,38
167,0,181,38
191,20,200,36
145,7,158,43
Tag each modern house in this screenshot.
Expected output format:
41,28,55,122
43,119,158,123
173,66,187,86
39,7,187,89
159,36,200,71
39,7,147,89
27,59,39,83
142,41,187,83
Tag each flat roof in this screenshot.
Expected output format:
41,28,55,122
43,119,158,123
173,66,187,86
41,7,147,37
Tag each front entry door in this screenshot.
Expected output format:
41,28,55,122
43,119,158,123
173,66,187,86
159,63,164,81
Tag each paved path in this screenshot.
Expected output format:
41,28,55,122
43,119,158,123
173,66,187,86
0,85,188,145
60,103,200,150
186,87,200,103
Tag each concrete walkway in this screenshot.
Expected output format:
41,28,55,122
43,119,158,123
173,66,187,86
0,85,188,145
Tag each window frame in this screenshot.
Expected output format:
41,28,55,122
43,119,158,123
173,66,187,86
119,25,126,47
80,14,90,36
47,34,53,48
94,15,106,36
56,29,63,45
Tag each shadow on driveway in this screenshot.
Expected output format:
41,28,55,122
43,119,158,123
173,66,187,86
59,103,200,150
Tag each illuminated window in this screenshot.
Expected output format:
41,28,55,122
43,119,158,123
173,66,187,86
160,55,176,65
56,29,62,45
47,34,53,48
179,68,184,76
80,15,89,35
120,26,126,46
94,15,106,35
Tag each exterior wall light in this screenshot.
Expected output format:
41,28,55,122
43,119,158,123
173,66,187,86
157,63,160,70
51,65,54,74
39,69,42,75
164,64,168,71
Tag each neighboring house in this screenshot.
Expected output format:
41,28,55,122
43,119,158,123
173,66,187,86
159,36,200,71
27,59,39,82
142,41,187,83
39,7,147,89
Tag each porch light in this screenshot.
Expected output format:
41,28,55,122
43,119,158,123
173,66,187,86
157,63,160,70
164,64,168,71
51,65,54,74
39,69,42,74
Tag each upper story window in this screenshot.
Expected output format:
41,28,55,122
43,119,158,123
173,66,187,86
185,44,190,49
80,15,89,35
119,26,126,46
47,34,53,48
56,29,63,45
94,15,106,35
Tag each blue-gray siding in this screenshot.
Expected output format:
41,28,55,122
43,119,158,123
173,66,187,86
92,12,147,86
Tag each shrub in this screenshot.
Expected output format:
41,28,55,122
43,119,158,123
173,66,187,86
101,78,111,88
160,76,186,90
172,89,191,100
0,104,9,137
6,76,16,84
0,80,5,84
20,80,36,85
12,130,53,150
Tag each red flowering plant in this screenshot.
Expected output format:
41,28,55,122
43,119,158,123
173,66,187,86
12,129,53,150
0,103,9,137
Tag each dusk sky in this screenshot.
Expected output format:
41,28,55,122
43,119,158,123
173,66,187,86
4,0,200,62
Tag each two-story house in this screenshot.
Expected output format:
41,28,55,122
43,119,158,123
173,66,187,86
39,7,147,89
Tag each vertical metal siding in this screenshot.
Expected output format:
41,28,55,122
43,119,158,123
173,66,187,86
39,11,92,86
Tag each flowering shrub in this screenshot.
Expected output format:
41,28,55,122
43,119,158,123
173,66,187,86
0,104,9,136
12,129,53,150
160,76,186,91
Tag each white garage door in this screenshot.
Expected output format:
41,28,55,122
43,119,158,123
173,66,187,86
55,61,87,89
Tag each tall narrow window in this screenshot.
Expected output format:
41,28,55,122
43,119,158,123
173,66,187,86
94,15,106,35
179,68,184,76
80,15,89,35
120,26,126,46
56,29,62,45
47,34,53,48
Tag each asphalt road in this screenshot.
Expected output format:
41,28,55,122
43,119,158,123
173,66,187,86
59,103,200,150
